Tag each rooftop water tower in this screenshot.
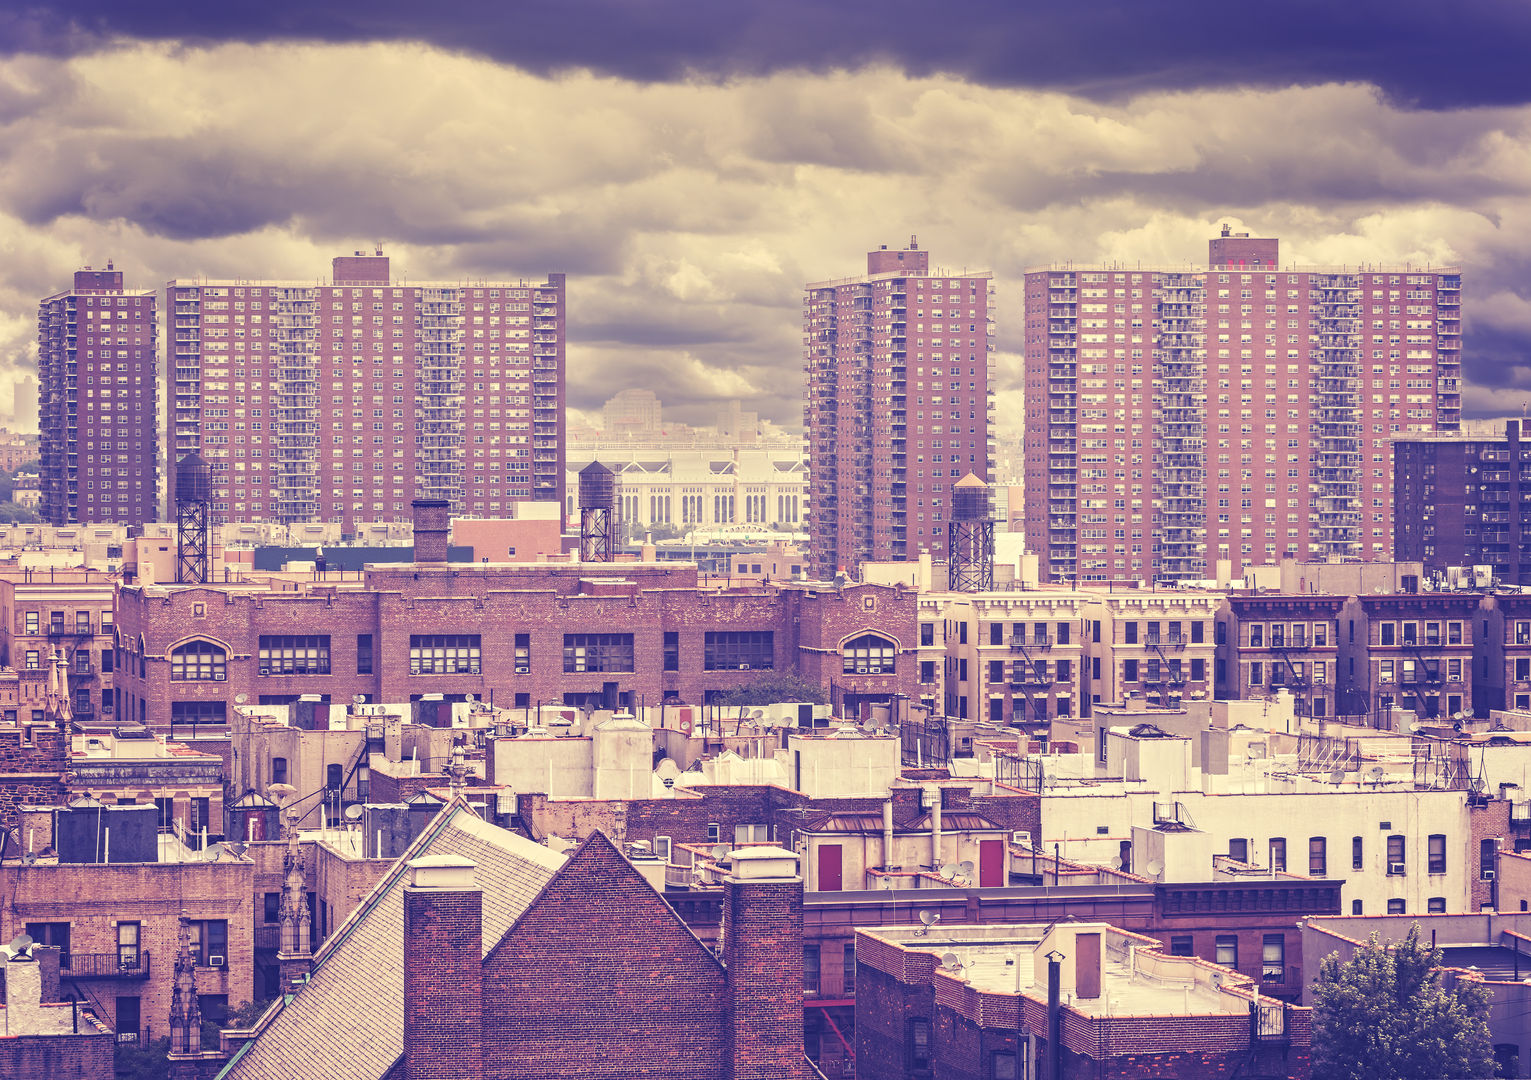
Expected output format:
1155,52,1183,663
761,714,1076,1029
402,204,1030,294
579,461,618,562
947,473,994,592
175,452,212,584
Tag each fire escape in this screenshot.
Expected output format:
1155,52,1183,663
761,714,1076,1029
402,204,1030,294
1142,626,1185,708
1268,624,1311,715
1010,630,1054,729
1403,626,1445,719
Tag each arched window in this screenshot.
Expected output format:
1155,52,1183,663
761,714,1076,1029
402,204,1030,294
170,641,227,682
843,634,896,675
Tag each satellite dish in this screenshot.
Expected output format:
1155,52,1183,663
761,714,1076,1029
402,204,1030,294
1109,855,1123,870
711,844,729,861
464,694,475,704
1145,859,1165,877
941,952,963,970
1409,722,1423,733
353,694,366,704
959,860,975,877
1454,711,1466,721
1369,765,1386,780
343,804,364,821
234,693,248,704
1328,769,1345,785
10,933,33,953
939,863,958,880
918,910,938,927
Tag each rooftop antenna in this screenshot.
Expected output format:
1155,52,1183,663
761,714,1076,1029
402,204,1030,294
914,910,941,936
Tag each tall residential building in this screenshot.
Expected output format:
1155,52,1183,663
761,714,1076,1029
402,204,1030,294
37,265,159,527
1394,419,1531,585
804,240,994,580
166,251,565,526
1024,229,1461,583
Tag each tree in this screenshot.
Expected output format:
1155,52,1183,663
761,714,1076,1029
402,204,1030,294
715,671,827,707
1311,922,1494,1080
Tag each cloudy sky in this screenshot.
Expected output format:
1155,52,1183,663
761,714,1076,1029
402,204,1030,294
2,1,1530,433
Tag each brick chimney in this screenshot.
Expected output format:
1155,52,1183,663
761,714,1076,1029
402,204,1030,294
412,499,451,564
722,846,809,1080
403,855,483,1080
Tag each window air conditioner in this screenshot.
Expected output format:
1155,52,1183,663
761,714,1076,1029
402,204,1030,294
209,955,225,968
1389,862,1406,876
1484,869,1496,881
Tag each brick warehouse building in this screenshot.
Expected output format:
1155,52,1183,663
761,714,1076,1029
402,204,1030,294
112,530,918,731
803,240,996,580
165,251,565,526
37,265,159,527
1023,229,1462,582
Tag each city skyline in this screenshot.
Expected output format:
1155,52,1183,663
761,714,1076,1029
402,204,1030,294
0,6,1528,435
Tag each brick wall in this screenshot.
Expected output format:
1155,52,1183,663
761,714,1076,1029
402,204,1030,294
0,1033,113,1079
1471,798,1512,911
723,875,809,1079
0,724,66,831
403,882,483,1080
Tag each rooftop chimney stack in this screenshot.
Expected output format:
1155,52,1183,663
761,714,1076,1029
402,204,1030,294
403,855,484,1080
412,498,451,564
723,847,810,1080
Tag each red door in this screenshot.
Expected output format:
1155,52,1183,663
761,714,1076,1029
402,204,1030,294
979,839,1004,887
818,844,843,891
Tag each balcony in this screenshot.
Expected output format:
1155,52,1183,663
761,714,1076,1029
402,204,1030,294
62,952,151,979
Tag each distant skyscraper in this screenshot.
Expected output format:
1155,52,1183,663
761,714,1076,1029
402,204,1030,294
166,251,565,526
601,388,662,438
804,240,994,579
38,265,159,526
1023,229,1462,582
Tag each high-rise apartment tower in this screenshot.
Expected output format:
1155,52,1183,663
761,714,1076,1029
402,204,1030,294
804,240,994,580
38,265,159,527
166,251,565,526
1023,229,1461,582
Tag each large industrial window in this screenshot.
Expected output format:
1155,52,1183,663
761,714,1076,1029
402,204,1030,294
258,635,331,676
563,634,634,673
409,635,482,675
843,634,896,675
703,631,774,671
169,640,227,682
170,701,226,725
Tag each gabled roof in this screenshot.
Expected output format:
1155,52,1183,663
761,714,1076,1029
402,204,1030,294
219,802,564,1080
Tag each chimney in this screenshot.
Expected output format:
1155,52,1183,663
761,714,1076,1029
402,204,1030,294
403,855,483,1080
412,499,451,564
723,846,809,1080
1074,931,1102,1000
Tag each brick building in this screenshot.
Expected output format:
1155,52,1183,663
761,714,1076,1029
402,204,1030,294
1024,229,1462,581
856,921,1310,1080
219,799,814,1079
1337,591,1479,721
1475,592,1531,713
804,240,995,579
113,531,918,731
38,265,159,527
0,717,66,833
1215,594,1346,719
166,252,565,526
1082,591,1220,712
0,568,117,723
0,945,113,1080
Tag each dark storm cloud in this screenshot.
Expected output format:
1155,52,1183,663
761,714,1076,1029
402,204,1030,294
5,0,1530,110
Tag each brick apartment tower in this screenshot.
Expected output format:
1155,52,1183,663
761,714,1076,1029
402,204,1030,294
38,265,159,526
1023,227,1462,582
165,251,565,527
723,846,810,1080
804,239,994,580
403,855,484,1080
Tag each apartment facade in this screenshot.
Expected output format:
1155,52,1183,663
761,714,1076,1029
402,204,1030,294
1394,420,1531,585
165,251,565,526
0,569,117,723
37,266,159,527
1216,594,1346,719
937,591,1090,731
1337,593,1479,721
1024,229,1462,582
1082,592,1221,711
804,241,995,579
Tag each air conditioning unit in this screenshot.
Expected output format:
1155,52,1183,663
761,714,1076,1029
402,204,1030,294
1011,830,1032,846
209,955,225,968
1389,862,1407,876
1484,869,1496,881
259,668,270,677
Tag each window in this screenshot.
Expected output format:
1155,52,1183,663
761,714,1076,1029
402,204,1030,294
1170,935,1193,956
1483,837,1499,879
1215,935,1238,967
272,757,288,785
1123,658,1138,683
171,701,225,725
992,1050,1018,1080
327,763,343,790
23,612,37,634
1381,623,1396,646
844,942,856,996
703,631,774,671
1387,834,1405,874
1124,621,1138,644
1229,838,1248,862
1353,836,1364,870
1387,899,1406,915
356,634,373,675
188,920,229,966
1309,837,1326,876
515,633,530,674
1249,662,1263,686
23,650,37,670
1352,899,1363,915
258,635,331,675
1057,623,1070,645
920,623,935,646
1269,838,1286,872
410,635,482,675
1262,935,1284,982
563,633,633,673
263,893,281,924
910,1019,931,1069
1428,897,1447,914
1192,621,1205,643
116,995,141,1041
1428,834,1446,874
117,922,140,968
169,640,227,681
26,922,69,968
803,945,820,993
663,631,679,672
843,634,896,675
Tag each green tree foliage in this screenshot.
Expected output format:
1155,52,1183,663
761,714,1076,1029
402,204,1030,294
1312,922,1494,1080
114,1035,171,1080
715,671,827,707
